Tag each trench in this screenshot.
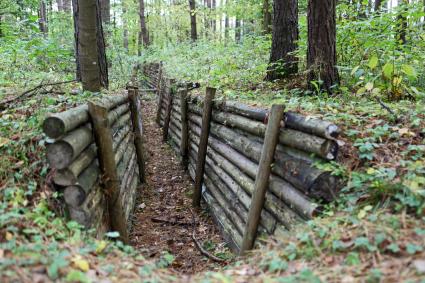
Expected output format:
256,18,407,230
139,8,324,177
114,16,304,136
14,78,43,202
129,98,230,273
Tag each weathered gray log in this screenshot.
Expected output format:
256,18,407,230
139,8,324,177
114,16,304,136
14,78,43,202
189,104,338,160
189,121,316,219
43,104,89,139
179,88,188,167
156,82,165,124
63,160,100,207
47,124,93,169
241,105,284,254
189,113,338,201
128,88,145,182
114,131,133,165
88,101,129,244
101,94,129,110
112,124,131,151
284,112,340,139
108,103,130,126
193,87,216,207
53,144,97,186
111,112,131,134
124,169,139,228
120,152,137,194
189,142,279,232
117,145,135,180
68,184,105,228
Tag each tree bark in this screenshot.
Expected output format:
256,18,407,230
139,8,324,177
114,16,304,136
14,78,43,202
307,0,339,93
262,0,272,34
123,2,129,51
266,0,298,80
396,0,408,46
100,0,110,24
189,0,197,41
74,0,108,91
38,1,48,35
138,0,150,55
235,17,241,42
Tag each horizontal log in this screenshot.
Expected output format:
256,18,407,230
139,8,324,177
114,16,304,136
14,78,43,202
117,145,136,180
188,163,242,251
189,113,339,202
64,160,100,207
114,131,133,165
111,112,131,133
53,144,97,186
68,184,104,228
189,121,318,218
43,104,89,139
47,124,93,169
108,103,130,126
189,104,338,160
112,124,131,152
284,112,340,139
100,94,129,110
124,167,139,226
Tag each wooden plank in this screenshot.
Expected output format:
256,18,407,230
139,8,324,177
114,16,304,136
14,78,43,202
192,87,216,207
240,104,284,255
162,80,174,141
128,87,146,182
88,101,129,244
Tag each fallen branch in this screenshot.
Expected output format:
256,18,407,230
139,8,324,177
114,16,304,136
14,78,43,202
151,217,191,226
376,97,397,118
190,209,226,263
0,79,76,110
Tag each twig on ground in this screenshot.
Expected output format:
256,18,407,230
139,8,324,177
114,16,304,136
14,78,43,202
151,217,191,226
375,97,397,119
189,209,225,263
0,79,76,110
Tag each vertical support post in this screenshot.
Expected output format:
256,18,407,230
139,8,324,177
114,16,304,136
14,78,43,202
162,79,174,142
192,87,216,207
155,63,163,125
88,101,129,244
179,87,189,167
128,87,145,183
240,104,284,255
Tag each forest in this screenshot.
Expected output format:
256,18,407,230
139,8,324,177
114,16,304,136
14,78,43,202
0,0,425,282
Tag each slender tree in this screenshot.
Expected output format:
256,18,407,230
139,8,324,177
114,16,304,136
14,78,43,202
265,0,298,81
73,0,108,91
235,17,241,42
396,0,408,45
262,0,272,34
123,1,129,51
138,0,149,55
307,0,339,93
100,0,110,24
38,1,48,35
189,0,197,41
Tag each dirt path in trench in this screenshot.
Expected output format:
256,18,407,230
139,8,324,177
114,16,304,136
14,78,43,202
130,99,230,274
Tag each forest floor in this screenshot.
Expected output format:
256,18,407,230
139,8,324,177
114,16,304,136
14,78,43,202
130,99,231,274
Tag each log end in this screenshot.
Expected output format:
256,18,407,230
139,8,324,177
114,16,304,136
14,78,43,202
310,172,342,202
43,116,66,139
46,141,73,169
326,124,340,139
64,185,86,207
53,169,77,187
322,140,339,160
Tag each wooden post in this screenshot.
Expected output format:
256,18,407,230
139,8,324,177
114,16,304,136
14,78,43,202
88,101,129,244
162,79,174,141
179,87,189,167
128,87,145,183
192,87,216,207
240,104,284,255
155,63,163,124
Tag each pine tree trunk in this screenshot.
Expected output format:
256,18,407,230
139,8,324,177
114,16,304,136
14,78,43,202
307,0,339,93
74,0,108,91
138,0,150,54
266,0,298,81
262,0,272,34
100,0,110,24
189,0,197,41
39,1,48,35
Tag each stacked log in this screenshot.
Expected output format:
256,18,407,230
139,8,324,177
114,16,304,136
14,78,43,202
42,92,144,238
154,76,342,252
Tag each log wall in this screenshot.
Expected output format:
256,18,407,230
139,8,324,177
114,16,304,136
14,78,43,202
147,63,343,252
42,89,145,243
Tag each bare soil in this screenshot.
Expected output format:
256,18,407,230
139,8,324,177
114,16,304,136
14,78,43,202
130,99,230,274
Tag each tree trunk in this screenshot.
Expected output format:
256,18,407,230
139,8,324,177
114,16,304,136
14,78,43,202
262,0,272,34
307,0,339,94
100,0,110,24
189,0,197,41
63,0,72,12
266,0,298,81
39,1,48,35
138,0,150,55
212,0,216,33
57,0,64,11
396,0,408,46
374,0,382,12
123,2,129,51
74,0,108,92
235,17,241,42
